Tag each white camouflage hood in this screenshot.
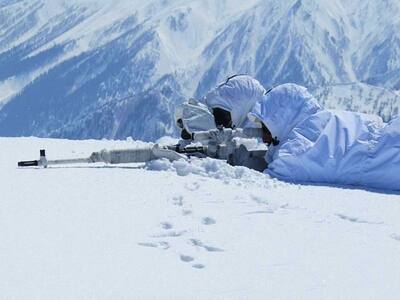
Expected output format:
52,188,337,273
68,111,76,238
204,75,266,128
248,83,322,143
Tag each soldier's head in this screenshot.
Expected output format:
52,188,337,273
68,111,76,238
212,107,233,128
204,75,266,129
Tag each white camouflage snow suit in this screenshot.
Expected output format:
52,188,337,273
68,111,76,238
249,83,400,191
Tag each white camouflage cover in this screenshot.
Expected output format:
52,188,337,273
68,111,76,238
249,83,400,191
204,75,266,128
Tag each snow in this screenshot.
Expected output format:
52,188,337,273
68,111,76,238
146,157,267,182
1,137,400,299
0,61,67,107
1,0,400,139
311,82,400,121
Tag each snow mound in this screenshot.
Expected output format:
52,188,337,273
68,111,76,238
149,136,271,184
146,156,279,187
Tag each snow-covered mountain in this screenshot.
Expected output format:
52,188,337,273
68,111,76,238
312,82,400,122
0,0,399,140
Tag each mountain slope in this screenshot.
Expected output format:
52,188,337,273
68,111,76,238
0,0,399,140
349,1,400,90
311,82,400,121
195,0,354,95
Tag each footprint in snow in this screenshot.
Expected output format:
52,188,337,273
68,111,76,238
335,214,383,225
250,195,267,204
202,217,216,225
182,209,192,216
391,234,400,242
180,255,194,263
184,181,200,191
192,264,205,269
244,210,274,216
190,239,224,252
152,230,186,238
138,241,170,250
172,196,184,207
179,255,206,269
161,222,173,230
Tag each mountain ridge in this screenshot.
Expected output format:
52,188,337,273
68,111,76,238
0,0,399,140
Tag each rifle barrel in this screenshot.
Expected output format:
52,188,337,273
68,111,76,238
47,158,92,166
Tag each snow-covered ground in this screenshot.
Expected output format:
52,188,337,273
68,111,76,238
1,137,400,299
